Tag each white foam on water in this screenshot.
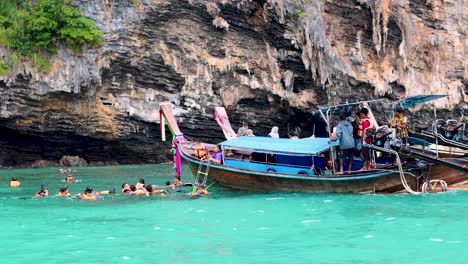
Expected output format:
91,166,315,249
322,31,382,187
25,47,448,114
122,256,130,260
257,227,270,230
323,199,333,203
168,228,175,231
67,235,74,238
301,220,320,224
241,219,247,222
266,197,284,200
385,217,395,221
415,224,422,227
57,218,67,221
375,213,383,215
430,238,444,242
215,220,221,222
364,234,374,239
196,209,205,213
255,209,265,213
153,226,161,230
232,228,237,231
107,236,115,240
447,241,461,244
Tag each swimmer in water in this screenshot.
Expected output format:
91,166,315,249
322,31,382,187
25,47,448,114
65,175,76,183
190,185,209,197
9,177,21,188
33,185,49,198
56,186,71,197
135,179,146,190
76,186,99,201
146,185,169,195
121,183,132,194
172,176,183,190
130,185,148,195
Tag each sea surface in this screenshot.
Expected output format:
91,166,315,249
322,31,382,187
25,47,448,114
0,164,467,264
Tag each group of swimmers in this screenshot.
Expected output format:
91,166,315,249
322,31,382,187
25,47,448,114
8,171,209,200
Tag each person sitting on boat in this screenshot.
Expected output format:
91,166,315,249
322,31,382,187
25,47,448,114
440,120,463,141
121,183,132,194
268,126,280,138
246,129,255,136
146,185,169,195
33,185,48,198
358,108,373,170
9,177,21,188
190,185,209,197
288,131,299,139
135,179,146,190
389,107,408,143
65,175,76,183
208,145,223,164
56,186,72,197
329,112,355,174
237,123,249,136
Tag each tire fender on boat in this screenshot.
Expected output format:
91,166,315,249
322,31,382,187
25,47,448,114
266,167,277,172
297,170,309,175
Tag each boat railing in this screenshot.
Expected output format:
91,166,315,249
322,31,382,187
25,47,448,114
223,156,316,170
430,119,467,150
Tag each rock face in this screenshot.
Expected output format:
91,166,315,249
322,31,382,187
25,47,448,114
0,0,466,167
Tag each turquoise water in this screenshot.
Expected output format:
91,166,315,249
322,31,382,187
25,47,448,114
0,164,467,264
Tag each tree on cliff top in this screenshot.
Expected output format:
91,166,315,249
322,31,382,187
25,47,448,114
0,0,102,71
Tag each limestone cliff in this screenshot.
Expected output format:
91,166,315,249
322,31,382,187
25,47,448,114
0,0,466,166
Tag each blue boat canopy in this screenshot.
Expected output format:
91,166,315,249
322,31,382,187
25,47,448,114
397,94,447,108
220,136,338,156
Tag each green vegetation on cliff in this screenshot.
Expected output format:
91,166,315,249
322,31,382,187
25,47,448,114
0,0,102,72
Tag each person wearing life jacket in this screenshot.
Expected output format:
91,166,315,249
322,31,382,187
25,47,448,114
56,186,72,197
358,108,373,170
76,186,99,201
9,178,21,188
192,142,208,160
65,175,76,183
190,185,209,197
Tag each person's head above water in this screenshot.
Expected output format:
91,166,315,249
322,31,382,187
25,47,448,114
59,186,68,193
122,183,129,189
146,185,155,193
165,181,171,186
130,185,137,192
138,179,145,185
84,186,93,194
10,177,18,181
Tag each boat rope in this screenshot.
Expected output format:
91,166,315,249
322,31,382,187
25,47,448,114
205,181,217,190
422,180,448,193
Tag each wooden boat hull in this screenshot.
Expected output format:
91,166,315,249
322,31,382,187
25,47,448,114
180,146,417,194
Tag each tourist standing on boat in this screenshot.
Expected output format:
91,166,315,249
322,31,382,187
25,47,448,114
288,131,299,139
268,126,280,138
389,107,408,143
329,112,355,174
358,108,373,170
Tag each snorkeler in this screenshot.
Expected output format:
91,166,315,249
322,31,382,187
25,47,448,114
33,185,49,198
146,185,169,195
9,178,21,188
56,186,71,197
190,185,209,197
65,175,76,183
